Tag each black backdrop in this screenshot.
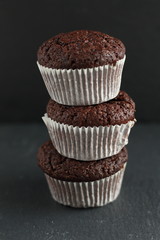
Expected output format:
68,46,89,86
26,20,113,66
1,0,160,122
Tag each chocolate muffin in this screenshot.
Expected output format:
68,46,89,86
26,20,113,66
37,30,125,69
43,90,135,160
38,141,128,208
37,30,126,106
38,141,128,182
47,91,135,127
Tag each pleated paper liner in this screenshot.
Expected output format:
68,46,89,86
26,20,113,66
45,163,126,208
43,114,135,161
37,56,125,106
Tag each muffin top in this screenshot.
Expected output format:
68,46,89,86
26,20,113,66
37,30,125,69
47,91,135,127
38,141,128,182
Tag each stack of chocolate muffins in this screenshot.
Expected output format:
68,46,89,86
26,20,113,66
37,30,136,208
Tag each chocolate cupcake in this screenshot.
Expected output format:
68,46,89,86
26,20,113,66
37,30,126,105
43,91,136,160
38,141,128,208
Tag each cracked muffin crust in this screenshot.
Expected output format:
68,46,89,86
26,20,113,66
37,30,125,69
46,91,135,127
38,141,128,182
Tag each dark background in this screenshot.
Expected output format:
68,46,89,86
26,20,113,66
1,0,160,122
1,2,160,240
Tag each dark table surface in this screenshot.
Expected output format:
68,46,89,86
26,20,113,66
0,123,160,240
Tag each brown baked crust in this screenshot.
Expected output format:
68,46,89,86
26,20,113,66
37,30,125,69
46,91,135,127
37,141,128,182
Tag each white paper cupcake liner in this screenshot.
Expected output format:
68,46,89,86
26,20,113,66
45,163,126,208
37,56,126,106
42,114,135,160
